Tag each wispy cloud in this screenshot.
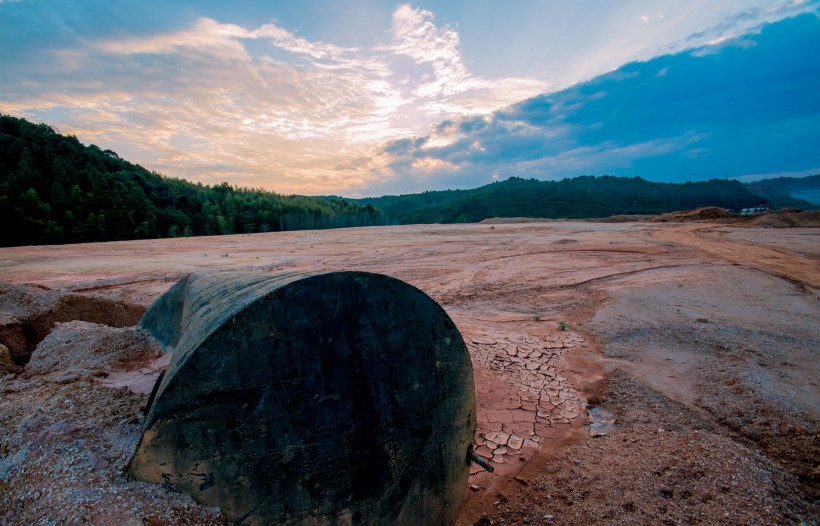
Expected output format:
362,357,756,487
678,0,819,49
0,4,546,195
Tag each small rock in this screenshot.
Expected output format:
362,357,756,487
0,344,15,373
470,484,481,491
507,434,524,449
484,431,510,446
86,451,110,469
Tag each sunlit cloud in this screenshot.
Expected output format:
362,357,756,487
412,157,459,172
2,1,818,197
0,4,547,196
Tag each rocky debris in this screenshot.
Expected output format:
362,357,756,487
751,209,820,228
471,370,819,525
589,271,820,489
0,376,226,525
0,344,16,374
586,405,615,437
24,321,162,380
467,330,586,467
0,283,145,366
94,354,169,395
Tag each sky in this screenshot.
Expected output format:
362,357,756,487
1,1,819,197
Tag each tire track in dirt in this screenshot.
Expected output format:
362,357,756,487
652,225,820,290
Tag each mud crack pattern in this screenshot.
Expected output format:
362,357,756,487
467,330,586,469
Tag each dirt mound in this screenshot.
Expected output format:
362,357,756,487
591,214,656,222
652,206,733,222
25,321,162,378
751,210,820,228
479,217,553,224
0,283,145,365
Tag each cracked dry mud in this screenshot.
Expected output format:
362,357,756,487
0,220,818,525
468,330,585,469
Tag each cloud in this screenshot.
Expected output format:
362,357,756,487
3,3,818,197
377,14,820,191
0,5,547,195
388,4,470,98
680,0,819,48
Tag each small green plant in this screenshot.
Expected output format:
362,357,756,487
534,314,543,321
558,321,569,331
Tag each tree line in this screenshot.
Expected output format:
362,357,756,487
2,114,794,248
359,175,772,224
0,115,387,247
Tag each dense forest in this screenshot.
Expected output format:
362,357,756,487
745,174,820,208
358,176,777,224
0,115,387,247
3,114,813,248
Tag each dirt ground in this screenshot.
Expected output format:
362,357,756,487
0,220,817,525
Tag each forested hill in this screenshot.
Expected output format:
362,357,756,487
1,114,802,248
357,176,772,224
0,115,386,247
745,174,820,208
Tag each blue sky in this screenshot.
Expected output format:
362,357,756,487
1,1,818,196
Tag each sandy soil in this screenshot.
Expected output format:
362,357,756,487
0,221,817,525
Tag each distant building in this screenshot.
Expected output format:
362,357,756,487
739,205,773,215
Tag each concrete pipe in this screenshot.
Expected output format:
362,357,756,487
129,271,475,525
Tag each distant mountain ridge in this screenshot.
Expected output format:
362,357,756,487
745,174,820,208
356,176,786,224
2,114,812,248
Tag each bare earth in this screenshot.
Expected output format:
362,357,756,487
0,220,818,525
